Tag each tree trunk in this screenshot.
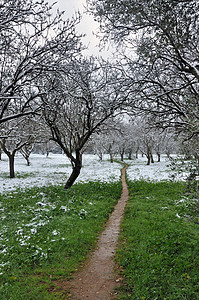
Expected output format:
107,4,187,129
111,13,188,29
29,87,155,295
110,153,114,163
135,148,139,159
26,155,31,166
64,164,81,189
150,152,154,163
23,154,31,166
0,142,16,178
64,151,82,189
146,155,150,165
146,148,151,165
128,150,132,160
9,154,15,178
157,153,161,162
0,149,1,160
98,152,103,161
166,151,170,158
120,152,124,161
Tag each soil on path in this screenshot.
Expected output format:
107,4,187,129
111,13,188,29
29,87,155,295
56,165,129,299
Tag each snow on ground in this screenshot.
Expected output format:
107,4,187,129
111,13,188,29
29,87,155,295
126,155,186,181
125,155,188,181
0,153,187,193
0,153,121,193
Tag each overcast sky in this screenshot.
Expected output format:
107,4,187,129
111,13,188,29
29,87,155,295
47,0,111,57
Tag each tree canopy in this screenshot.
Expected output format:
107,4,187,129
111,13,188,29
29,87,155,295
87,0,199,138
0,0,82,125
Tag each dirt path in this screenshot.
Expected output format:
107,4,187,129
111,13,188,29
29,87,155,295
56,165,129,299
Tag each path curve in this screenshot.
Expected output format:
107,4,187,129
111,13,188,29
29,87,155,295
56,165,129,299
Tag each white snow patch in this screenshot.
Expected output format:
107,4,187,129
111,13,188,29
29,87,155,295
52,230,59,236
0,153,188,193
126,155,187,182
0,153,121,192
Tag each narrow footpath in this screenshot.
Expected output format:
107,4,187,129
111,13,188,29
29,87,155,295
56,165,129,299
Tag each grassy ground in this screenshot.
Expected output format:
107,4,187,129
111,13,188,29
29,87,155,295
0,181,122,299
116,180,199,299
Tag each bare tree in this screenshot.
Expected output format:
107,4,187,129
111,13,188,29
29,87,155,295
19,118,46,165
20,143,34,166
100,131,120,163
0,116,37,178
42,57,127,188
0,0,82,125
87,0,199,138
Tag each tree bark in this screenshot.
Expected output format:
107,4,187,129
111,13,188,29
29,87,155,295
98,152,103,161
166,152,171,158
64,164,81,189
9,154,15,178
120,152,124,161
128,150,132,160
146,148,151,165
157,153,161,162
146,155,150,165
21,152,31,166
135,148,139,159
25,155,31,166
0,142,16,178
64,151,82,189
150,152,154,163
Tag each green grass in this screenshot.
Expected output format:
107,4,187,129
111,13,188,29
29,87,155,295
116,180,199,299
0,171,38,179
0,180,122,299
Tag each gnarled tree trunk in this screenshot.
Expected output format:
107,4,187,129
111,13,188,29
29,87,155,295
64,151,82,189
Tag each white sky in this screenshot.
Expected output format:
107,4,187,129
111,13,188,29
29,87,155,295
47,0,112,58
